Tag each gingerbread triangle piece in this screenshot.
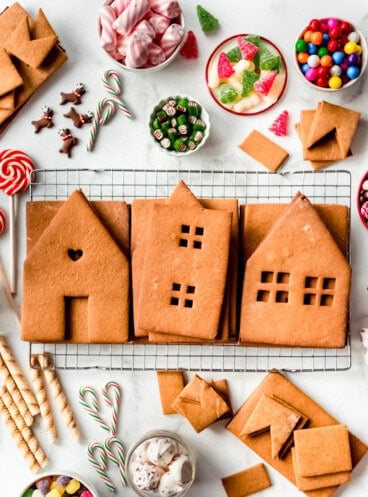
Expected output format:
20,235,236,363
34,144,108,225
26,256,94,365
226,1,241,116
240,192,351,348
5,16,57,68
167,180,203,209
240,394,301,459
22,189,129,344
0,48,23,96
30,8,57,39
305,101,360,159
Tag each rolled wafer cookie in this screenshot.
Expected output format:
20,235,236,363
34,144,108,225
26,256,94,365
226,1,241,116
30,355,58,443
0,353,33,427
0,335,39,416
0,384,48,469
39,353,82,442
0,394,40,473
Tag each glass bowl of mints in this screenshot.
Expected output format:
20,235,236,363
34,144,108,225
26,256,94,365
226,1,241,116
19,471,98,497
149,96,210,156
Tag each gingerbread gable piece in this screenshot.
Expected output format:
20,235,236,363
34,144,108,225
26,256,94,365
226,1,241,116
21,189,129,343
239,192,351,348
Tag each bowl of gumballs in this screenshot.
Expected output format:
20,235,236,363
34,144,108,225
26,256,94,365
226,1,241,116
294,17,367,90
98,0,185,72
19,472,98,497
357,171,368,229
149,95,210,155
126,429,196,497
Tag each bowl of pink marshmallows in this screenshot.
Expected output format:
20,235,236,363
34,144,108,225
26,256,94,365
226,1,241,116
98,0,185,71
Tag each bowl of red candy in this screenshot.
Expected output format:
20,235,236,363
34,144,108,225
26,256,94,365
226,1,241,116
294,17,367,90
98,0,185,72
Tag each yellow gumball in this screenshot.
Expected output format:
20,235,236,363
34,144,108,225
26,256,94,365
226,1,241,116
344,41,358,54
50,482,65,496
45,490,61,497
329,76,342,89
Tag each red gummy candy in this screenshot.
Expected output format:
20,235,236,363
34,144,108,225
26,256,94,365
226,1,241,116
269,110,289,136
217,52,234,78
237,37,259,60
180,30,199,59
254,71,277,95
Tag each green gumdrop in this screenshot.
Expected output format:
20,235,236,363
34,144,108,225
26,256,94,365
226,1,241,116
226,47,241,63
241,70,259,97
244,34,261,47
259,46,281,71
196,5,219,33
22,489,34,497
219,83,238,104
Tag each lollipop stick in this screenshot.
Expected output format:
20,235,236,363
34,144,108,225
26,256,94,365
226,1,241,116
9,195,16,295
0,256,20,329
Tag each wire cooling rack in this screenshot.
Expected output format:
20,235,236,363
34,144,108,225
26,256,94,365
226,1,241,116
28,168,351,372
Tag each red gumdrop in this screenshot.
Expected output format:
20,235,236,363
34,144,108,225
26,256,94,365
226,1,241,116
217,52,234,78
309,19,320,31
179,30,199,59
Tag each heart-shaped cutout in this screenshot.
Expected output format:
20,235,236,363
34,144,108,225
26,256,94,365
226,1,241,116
68,249,83,261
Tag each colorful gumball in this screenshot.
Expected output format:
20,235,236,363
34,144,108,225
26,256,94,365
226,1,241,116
305,67,318,81
346,65,360,79
309,19,320,31
303,30,313,42
327,18,339,29
327,39,339,52
297,52,309,64
295,39,308,52
307,42,318,54
311,31,323,45
348,31,360,43
320,54,333,67
329,75,342,89
344,41,358,54
317,46,329,57
330,64,342,76
307,54,320,67
332,51,344,64
340,21,351,34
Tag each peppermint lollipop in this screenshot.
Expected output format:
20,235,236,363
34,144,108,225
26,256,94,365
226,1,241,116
0,149,35,294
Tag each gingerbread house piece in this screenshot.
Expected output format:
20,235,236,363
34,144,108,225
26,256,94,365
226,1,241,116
21,190,129,343
239,192,351,348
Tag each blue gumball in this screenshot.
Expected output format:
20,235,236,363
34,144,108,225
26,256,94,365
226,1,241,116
332,51,345,65
307,43,318,54
301,63,310,74
322,33,330,45
346,65,360,79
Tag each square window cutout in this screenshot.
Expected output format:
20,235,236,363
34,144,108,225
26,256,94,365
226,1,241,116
170,297,179,306
257,290,270,302
277,272,290,284
181,224,190,233
195,226,204,235
276,291,289,303
172,283,181,291
184,299,193,308
186,285,195,294
323,278,336,290
193,240,202,249
321,294,334,306
304,293,316,305
305,276,318,288
179,238,188,247
261,271,274,283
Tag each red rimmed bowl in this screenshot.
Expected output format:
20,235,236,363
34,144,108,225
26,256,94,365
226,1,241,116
357,171,368,229
205,33,287,116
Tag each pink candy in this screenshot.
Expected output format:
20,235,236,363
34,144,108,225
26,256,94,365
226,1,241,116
113,0,150,35
148,13,170,34
149,0,181,18
99,5,117,51
160,23,185,58
125,31,151,68
99,0,182,68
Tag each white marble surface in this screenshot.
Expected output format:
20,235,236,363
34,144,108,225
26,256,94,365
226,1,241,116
0,0,368,495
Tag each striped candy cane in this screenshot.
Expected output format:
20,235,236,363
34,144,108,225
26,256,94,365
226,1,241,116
78,386,111,433
105,436,127,486
87,442,116,493
102,381,121,436
102,69,133,119
86,98,116,152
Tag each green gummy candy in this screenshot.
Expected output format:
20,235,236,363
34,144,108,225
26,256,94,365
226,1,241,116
219,83,238,104
226,47,241,63
196,5,219,33
244,34,261,47
259,46,281,71
241,70,259,97
22,490,33,497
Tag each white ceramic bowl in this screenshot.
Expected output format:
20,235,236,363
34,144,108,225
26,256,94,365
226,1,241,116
149,95,210,156
98,1,185,73
126,429,196,497
19,471,98,497
294,18,367,91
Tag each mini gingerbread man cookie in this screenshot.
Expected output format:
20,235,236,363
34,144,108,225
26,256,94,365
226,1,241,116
31,106,54,133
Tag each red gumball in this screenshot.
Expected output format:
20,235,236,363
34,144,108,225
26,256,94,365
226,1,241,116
329,27,341,39
327,39,339,52
340,34,349,47
340,21,351,34
309,18,320,31
316,77,329,87
317,66,330,78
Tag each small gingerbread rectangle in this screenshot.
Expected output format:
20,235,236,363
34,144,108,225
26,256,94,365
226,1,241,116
239,130,289,172
221,463,271,497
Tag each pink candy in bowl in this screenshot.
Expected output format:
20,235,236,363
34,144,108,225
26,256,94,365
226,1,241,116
98,0,185,72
